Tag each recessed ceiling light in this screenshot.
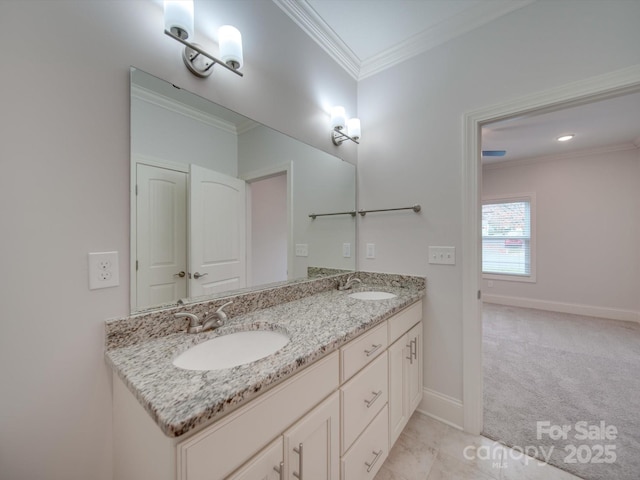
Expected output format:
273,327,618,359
557,134,575,142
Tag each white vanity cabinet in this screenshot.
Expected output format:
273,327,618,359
387,303,423,446
112,299,423,480
231,391,340,480
283,391,340,479
227,438,283,480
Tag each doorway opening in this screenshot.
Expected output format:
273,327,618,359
462,65,640,437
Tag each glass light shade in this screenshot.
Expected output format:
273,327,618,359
347,118,361,140
219,25,243,69
330,106,347,130
164,0,194,40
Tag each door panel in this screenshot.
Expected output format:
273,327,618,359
136,164,187,310
190,164,247,297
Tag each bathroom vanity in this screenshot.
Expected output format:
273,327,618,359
106,273,424,480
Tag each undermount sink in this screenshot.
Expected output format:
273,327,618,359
348,291,397,301
173,330,290,371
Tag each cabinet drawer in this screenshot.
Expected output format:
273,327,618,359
341,352,388,453
387,300,422,344
177,351,339,480
341,322,388,382
341,405,389,480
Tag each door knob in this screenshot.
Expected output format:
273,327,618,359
193,272,208,279
174,271,186,278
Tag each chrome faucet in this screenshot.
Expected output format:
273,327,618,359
202,301,233,331
338,275,362,291
174,301,233,333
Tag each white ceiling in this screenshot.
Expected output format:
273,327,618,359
272,0,640,164
273,0,534,80
481,91,640,166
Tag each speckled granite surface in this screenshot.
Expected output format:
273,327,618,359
105,272,425,438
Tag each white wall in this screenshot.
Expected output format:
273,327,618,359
238,125,357,279
131,94,238,176
0,1,356,479
357,0,640,417
482,146,640,320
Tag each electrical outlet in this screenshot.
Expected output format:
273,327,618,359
89,251,119,289
343,243,351,258
295,244,308,257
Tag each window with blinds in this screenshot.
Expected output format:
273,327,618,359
482,195,535,281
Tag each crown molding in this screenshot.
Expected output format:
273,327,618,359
272,0,360,80
482,142,639,170
273,0,535,81
359,0,536,80
131,83,238,135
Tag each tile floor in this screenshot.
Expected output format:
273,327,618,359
374,411,583,480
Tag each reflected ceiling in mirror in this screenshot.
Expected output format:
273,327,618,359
130,67,356,313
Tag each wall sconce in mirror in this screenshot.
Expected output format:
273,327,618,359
164,0,244,78
331,106,361,146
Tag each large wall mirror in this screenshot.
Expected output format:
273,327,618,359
130,67,356,313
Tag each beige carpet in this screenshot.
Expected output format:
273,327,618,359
482,303,640,480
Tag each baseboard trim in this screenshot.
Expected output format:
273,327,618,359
418,388,464,430
483,294,640,323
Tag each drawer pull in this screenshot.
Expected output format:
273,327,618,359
292,443,303,479
406,342,413,364
364,390,383,408
365,450,383,472
364,343,383,357
273,461,284,480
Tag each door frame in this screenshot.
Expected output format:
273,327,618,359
461,64,640,435
240,162,294,285
130,154,189,312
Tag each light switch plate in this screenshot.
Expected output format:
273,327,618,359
295,244,308,257
89,251,120,289
428,246,455,265
366,243,375,259
343,243,351,258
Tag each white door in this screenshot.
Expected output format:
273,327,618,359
190,164,247,297
136,164,188,310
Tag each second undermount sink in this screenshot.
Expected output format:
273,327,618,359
173,330,290,371
348,291,397,301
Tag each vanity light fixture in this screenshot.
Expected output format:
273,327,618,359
557,134,575,142
331,106,361,146
164,0,244,78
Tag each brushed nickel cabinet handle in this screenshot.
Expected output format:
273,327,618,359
406,342,413,364
292,443,303,479
364,343,382,357
365,450,383,472
364,390,383,408
412,337,418,360
273,461,284,480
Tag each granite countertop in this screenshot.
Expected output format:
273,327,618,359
106,276,424,438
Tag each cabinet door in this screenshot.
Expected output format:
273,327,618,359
228,437,284,480
284,391,340,480
387,333,409,446
407,323,423,414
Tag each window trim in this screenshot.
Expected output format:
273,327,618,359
482,193,536,283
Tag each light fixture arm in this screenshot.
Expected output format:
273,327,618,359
332,126,360,145
164,29,244,78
